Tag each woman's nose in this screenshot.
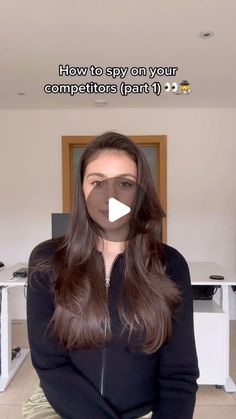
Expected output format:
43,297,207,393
104,180,117,202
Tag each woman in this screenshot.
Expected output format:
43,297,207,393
23,132,199,419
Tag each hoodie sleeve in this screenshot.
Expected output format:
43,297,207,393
27,241,119,419
151,248,199,419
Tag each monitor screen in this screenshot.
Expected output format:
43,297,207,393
51,213,71,238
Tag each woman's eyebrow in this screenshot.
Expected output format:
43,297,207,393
86,172,137,179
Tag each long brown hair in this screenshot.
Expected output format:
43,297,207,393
43,132,181,354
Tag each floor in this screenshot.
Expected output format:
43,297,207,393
0,321,236,418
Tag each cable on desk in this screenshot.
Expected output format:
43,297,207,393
192,285,221,300
23,281,27,300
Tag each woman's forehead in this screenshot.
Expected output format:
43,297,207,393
85,150,137,176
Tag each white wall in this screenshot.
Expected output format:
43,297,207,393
1,108,236,318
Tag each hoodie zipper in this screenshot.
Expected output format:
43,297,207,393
100,254,120,397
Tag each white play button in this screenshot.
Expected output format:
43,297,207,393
108,197,131,222
86,175,142,241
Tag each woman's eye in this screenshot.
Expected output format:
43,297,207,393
91,180,103,187
120,181,132,189
91,179,132,189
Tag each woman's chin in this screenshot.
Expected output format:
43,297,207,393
92,218,130,241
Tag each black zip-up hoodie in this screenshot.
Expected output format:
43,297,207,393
27,238,199,419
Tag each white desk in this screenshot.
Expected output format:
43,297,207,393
0,261,235,393
189,262,236,392
0,263,29,391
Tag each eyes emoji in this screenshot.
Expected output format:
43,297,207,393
164,82,178,93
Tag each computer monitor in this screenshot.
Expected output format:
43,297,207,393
51,213,71,238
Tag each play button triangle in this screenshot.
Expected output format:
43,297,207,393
108,197,131,222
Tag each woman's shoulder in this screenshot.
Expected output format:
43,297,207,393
29,236,65,266
160,243,190,282
161,243,187,264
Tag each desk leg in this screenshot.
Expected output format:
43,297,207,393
0,287,12,378
222,286,236,392
0,286,29,391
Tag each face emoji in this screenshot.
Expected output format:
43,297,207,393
179,80,191,94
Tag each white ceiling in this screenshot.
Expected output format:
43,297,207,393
1,0,236,109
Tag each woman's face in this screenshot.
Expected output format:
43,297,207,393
82,149,137,239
